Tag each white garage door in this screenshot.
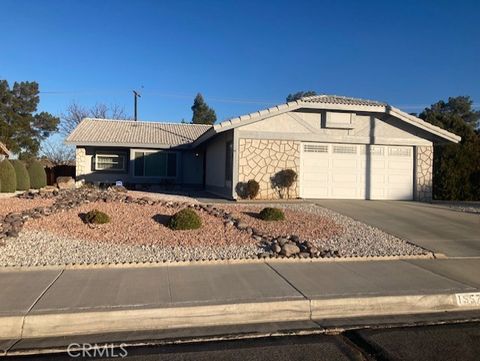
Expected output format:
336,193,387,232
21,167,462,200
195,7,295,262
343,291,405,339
300,143,413,200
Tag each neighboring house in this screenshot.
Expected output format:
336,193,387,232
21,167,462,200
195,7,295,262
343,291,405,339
0,142,11,161
66,95,460,201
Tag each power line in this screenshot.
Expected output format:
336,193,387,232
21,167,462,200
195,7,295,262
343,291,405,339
39,90,278,105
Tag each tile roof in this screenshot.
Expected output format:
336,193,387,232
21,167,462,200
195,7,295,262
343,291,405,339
66,119,212,148
299,94,387,107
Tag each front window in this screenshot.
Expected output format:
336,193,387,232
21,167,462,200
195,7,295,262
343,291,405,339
95,153,126,171
134,151,177,177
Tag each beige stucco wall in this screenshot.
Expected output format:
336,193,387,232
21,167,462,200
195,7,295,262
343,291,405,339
238,110,433,146
237,139,300,199
415,146,433,202
205,130,233,196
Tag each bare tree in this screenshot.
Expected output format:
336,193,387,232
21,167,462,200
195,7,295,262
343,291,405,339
40,141,76,166
59,101,130,136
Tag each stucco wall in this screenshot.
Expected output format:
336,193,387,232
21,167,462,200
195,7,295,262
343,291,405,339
237,139,300,199
205,130,233,196
237,110,433,146
415,146,433,202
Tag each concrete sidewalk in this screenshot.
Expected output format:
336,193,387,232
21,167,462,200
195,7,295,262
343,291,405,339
1,259,480,354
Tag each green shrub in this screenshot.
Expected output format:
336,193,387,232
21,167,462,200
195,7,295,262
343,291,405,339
10,159,30,191
27,160,47,189
168,208,202,230
270,169,298,198
246,179,260,199
0,160,17,193
84,209,110,224
258,207,285,221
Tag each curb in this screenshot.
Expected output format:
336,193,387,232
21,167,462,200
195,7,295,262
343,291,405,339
2,292,480,341
0,254,434,272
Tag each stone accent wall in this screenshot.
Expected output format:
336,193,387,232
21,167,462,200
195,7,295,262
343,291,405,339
416,146,433,202
238,139,300,199
75,147,88,177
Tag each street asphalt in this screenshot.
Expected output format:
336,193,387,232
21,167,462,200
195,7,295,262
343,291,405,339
5,321,480,360
314,200,480,257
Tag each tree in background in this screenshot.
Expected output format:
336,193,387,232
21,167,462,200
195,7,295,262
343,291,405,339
40,140,76,166
420,96,480,200
191,93,217,125
286,90,317,102
59,101,129,136
0,80,59,159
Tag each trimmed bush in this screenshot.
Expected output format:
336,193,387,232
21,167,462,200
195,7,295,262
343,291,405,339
0,159,17,193
10,159,30,191
27,160,47,189
168,208,202,230
258,207,285,221
246,179,260,199
84,209,110,224
270,169,298,199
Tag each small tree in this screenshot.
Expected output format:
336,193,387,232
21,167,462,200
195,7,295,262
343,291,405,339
27,160,47,189
10,159,30,191
191,93,217,125
0,160,17,193
270,169,298,199
59,101,130,136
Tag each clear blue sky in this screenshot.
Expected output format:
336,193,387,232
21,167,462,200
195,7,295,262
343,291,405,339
1,0,479,126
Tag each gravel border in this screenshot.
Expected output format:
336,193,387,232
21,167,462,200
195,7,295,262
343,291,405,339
0,197,431,267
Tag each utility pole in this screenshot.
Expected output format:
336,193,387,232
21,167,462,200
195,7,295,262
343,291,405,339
133,90,141,121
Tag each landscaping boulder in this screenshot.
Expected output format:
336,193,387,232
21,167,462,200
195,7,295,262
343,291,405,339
281,242,300,257
56,176,75,189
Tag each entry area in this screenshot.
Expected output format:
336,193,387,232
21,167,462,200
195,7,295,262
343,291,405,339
300,142,413,200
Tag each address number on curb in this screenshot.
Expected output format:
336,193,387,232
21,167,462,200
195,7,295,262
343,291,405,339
456,293,480,306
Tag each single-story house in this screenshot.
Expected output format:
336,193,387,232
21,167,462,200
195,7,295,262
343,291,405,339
0,142,11,161
66,95,460,201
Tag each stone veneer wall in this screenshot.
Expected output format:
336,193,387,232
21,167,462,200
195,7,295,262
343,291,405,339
75,147,87,177
416,146,433,202
238,139,300,199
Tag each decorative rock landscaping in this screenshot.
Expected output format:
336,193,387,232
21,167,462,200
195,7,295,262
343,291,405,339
0,188,432,266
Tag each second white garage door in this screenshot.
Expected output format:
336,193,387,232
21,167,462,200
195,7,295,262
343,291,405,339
300,143,413,200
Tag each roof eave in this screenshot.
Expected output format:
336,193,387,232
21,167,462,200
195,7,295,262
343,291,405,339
65,141,195,149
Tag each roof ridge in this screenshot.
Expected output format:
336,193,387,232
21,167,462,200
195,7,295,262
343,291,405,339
299,94,387,105
83,118,213,127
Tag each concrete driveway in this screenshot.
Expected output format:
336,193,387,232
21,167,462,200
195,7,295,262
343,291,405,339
314,200,480,257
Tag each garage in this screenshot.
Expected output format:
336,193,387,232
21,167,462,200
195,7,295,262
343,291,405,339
300,142,413,200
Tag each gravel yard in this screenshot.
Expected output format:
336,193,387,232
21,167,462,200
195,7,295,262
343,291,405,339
0,189,430,266
432,201,480,214
0,197,55,217
23,201,252,247
223,205,342,241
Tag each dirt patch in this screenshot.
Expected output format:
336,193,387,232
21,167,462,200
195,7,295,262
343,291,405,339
0,198,55,217
223,204,343,241
24,202,252,247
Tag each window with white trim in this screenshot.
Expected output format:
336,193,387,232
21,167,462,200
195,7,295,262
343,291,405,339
95,153,126,171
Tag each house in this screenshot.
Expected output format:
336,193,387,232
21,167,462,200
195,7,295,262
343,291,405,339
66,95,460,201
0,142,11,161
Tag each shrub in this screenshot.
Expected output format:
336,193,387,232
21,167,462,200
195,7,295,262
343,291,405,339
27,160,47,189
258,207,285,221
168,208,202,230
246,179,260,199
84,209,110,224
270,169,298,198
0,160,17,193
10,159,30,191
